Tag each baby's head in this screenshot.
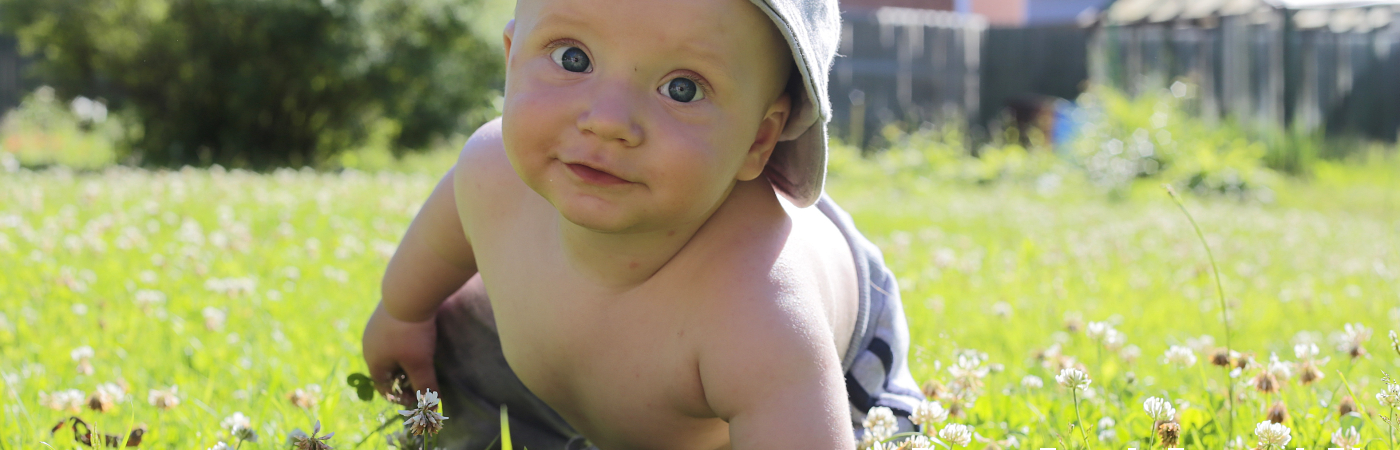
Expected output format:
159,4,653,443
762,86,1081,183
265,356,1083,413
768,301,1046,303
499,0,838,233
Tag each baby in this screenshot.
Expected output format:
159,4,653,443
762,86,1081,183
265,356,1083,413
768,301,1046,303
361,0,923,447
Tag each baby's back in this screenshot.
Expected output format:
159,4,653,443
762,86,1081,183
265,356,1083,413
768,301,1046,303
451,119,860,449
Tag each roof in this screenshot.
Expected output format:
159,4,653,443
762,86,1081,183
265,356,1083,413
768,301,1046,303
1103,0,1400,28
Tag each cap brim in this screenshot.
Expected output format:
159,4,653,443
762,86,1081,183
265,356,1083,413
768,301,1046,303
764,119,827,208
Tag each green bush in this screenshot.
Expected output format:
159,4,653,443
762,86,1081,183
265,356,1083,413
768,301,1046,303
0,0,503,168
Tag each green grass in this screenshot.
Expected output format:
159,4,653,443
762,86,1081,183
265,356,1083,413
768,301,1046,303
1,143,1398,449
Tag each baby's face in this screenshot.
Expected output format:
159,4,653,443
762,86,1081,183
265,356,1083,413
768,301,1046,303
500,0,792,233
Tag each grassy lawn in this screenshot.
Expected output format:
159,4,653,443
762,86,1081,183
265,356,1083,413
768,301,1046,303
1,143,1399,448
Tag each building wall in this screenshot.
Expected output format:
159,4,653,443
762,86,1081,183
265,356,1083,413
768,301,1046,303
971,0,1027,26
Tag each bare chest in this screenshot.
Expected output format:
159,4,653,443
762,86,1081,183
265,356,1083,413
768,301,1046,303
471,235,729,447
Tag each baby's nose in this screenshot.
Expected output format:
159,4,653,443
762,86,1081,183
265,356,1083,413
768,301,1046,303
576,83,644,147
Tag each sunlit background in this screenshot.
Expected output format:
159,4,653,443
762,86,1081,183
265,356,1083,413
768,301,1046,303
1,0,1398,448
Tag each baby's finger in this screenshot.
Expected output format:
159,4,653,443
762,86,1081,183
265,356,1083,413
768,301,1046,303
402,359,440,402
367,361,400,396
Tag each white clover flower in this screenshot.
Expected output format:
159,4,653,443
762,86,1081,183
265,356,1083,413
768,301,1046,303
209,442,231,450
70,346,94,361
1102,329,1127,351
40,389,85,412
221,412,258,442
1266,353,1293,380
134,289,166,309
203,307,227,331
904,434,933,448
862,406,898,441
858,432,879,450
1331,426,1361,449
1055,368,1091,390
1097,417,1115,429
1163,345,1197,368
937,423,974,447
1294,342,1320,360
1021,375,1043,390
1143,396,1175,422
1333,323,1371,357
1119,344,1141,362
95,382,127,403
1254,420,1291,448
1378,383,1400,408
1186,335,1215,354
1085,322,1110,342
910,400,948,426
399,388,449,436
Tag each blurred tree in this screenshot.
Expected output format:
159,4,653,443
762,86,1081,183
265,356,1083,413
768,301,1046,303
0,0,503,167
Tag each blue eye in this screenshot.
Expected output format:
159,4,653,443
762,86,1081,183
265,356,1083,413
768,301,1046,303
661,77,704,103
551,46,591,73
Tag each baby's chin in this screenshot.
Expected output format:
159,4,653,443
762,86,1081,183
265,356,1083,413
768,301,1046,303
550,196,651,234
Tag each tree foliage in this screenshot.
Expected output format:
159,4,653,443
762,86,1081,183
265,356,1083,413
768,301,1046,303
0,0,504,167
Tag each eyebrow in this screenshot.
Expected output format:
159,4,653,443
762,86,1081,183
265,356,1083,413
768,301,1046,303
527,6,747,96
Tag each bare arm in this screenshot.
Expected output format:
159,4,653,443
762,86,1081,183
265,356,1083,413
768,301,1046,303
365,140,482,399
701,293,855,449
381,166,478,322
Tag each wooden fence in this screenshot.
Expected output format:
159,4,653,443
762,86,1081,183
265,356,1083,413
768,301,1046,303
1092,6,1400,141
0,36,26,113
832,8,986,148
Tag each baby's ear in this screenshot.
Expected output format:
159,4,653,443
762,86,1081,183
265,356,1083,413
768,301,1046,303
736,93,791,182
502,19,516,58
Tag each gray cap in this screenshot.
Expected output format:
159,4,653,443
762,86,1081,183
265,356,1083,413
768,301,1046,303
748,0,840,208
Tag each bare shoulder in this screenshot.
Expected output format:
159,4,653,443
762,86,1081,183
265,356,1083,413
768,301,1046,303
452,118,532,226
684,183,856,442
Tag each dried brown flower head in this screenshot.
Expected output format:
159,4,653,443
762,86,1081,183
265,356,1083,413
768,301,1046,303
1298,362,1325,385
290,421,334,450
1157,422,1181,447
1266,401,1289,424
1252,372,1280,395
287,385,321,409
87,393,114,412
1211,349,1233,367
922,380,946,400
1337,396,1357,417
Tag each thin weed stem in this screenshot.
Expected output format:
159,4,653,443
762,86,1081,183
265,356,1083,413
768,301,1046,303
1166,185,1234,439
1072,390,1093,450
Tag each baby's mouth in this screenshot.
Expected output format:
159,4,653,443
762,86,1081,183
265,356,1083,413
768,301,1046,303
566,163,632,186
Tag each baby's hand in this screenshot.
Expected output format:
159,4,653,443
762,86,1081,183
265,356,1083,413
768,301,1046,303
362,302,439,404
